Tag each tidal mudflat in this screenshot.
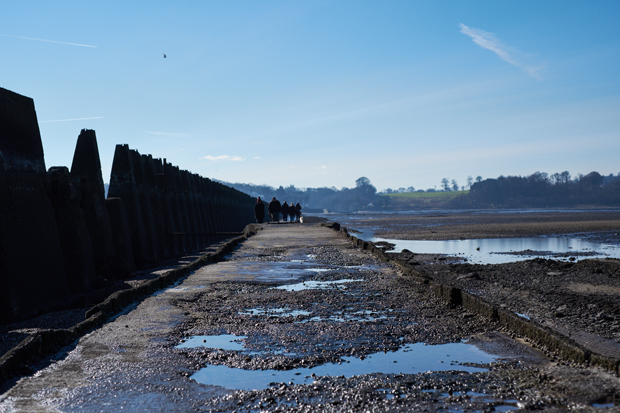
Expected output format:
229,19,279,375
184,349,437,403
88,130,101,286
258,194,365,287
317,209,620,359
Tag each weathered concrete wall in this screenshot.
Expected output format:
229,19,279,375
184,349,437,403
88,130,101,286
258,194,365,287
0,87,70,323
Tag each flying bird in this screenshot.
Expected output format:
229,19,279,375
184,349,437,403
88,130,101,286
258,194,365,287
163,54,166,58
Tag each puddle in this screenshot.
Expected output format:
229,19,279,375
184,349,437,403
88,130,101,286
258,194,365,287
353,231,620,264
304,268,332,273
240,308,312,317
166,285,205,293
219,261,324,284
296,309,394,323
593,402,620,409
176,334,246,350
189,342,497,390
274,279,364,291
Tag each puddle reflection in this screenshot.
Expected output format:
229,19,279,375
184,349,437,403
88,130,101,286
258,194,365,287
274,279,363,291
189,342,497,390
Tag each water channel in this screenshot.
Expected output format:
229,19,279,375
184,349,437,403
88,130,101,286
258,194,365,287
356,231,620,264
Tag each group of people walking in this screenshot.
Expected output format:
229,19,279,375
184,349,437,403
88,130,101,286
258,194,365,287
254,197,302,223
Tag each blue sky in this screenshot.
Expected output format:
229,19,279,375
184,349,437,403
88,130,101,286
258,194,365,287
1,1,619,191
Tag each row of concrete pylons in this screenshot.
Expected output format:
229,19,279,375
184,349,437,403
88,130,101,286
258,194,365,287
0,86,255,324
107,140,256,271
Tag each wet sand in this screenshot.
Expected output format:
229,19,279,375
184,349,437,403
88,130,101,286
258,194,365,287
343,210,620,243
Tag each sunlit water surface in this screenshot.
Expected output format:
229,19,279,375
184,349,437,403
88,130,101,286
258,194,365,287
307,212,620,264
181,336,497,391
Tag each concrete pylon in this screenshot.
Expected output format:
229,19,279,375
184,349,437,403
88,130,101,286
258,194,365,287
164,161,187,253
143,155,168,258
129,149,158,263
180,170,199,248
154,158,178,255
70,129,116,277
108,144,149,267
0,87,69,323
191,173,208,247
105,197,136,277
172,166,194,251
48,166,97,293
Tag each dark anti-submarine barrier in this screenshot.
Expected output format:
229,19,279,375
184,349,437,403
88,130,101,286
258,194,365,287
0,87,256,325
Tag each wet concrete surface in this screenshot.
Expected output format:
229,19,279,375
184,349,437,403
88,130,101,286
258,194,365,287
2,224,620,412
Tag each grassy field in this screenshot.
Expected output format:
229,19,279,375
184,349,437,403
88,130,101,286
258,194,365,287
380,190,469,199
374,190,468,210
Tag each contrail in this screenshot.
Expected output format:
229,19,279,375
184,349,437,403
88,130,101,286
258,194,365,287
459,23,543,80
40,117,103,123
0,34,97,48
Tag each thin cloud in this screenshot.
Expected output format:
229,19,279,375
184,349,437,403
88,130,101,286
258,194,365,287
0,34,97,48
40,116,103,123
202,155,245,161
144,131,194,138
459,24,543,80
312,165,330,176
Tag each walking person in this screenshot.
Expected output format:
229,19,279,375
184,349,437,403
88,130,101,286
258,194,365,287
268,197,281,223
281,201,290,222
295,202,302,222
254,197,265,223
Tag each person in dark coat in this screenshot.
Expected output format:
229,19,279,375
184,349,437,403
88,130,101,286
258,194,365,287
268,197,281,223
281,201,290,222
254,197,265,223
295,202,302,222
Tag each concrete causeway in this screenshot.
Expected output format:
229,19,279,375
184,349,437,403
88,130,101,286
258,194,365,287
1,223,619,411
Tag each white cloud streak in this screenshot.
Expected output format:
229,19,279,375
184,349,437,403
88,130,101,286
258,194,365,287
0,33,97,48
459,24,543,80
40,116,103,123
202,155,245,161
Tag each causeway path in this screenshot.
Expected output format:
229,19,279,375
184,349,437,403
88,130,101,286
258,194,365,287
1,223,619,412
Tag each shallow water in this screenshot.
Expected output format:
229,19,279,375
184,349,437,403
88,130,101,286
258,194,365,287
240,308,312,317
274,279,364,291
189,342,497,390
295,309,394,323
307,211,620,264
354,231,620,264
176,334,247,350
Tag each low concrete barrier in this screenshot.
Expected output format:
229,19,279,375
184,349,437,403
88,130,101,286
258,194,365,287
321,222,620,376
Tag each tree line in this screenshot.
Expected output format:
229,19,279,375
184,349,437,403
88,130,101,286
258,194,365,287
451,171,620,208
218,177,386,213
221,170,620,212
